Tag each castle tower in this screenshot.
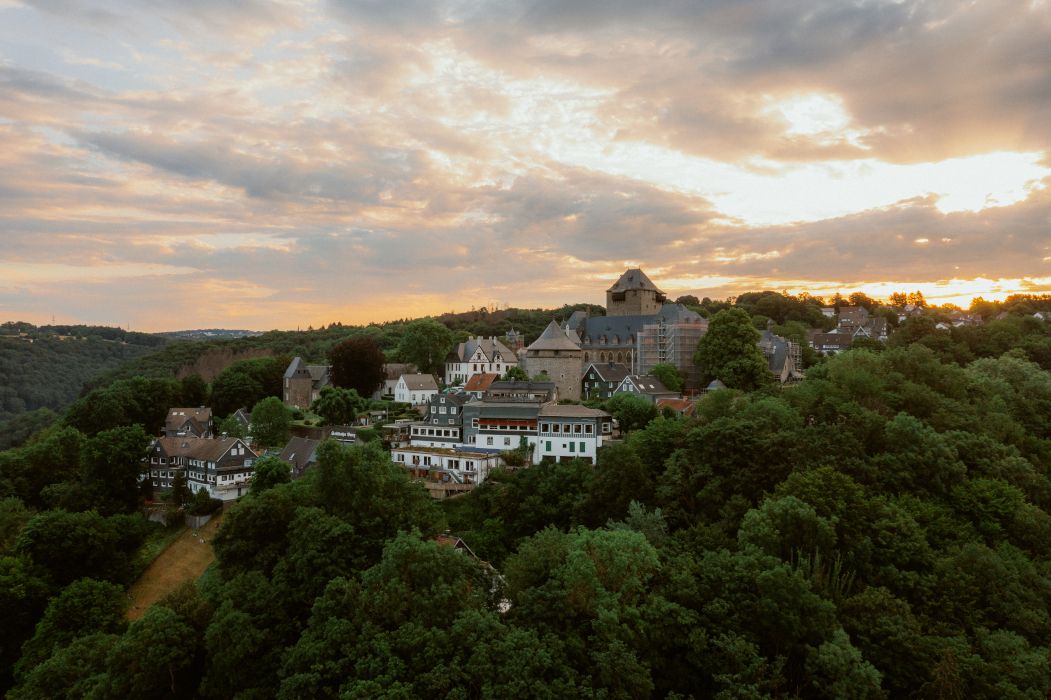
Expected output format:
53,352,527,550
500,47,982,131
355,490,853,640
523,320,584,401
606,268,667,317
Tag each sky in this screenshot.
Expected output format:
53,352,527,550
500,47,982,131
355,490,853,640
2,0,1050,332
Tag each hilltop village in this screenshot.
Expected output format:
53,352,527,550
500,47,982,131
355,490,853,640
144,269,951,500
4,267,1051,698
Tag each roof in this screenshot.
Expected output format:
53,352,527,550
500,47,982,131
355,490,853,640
153,436,250,462
538,404,610,418
526,320,582,352
707,379,728,390
575,304,704,346
624,375,673,395
399,374,439,391
463,373,500,393
759,330,790,373
453,336,515,363
284,356,304,379
608,268,663,294
279,436,321,473
584,362,631,383
384,362,416,379
656,397,695,415
165,407,212,432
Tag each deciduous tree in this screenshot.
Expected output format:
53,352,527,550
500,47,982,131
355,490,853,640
328,336,386,398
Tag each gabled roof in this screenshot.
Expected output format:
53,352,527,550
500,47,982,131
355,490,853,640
153,436,252,462
623,375,673,395
526,320,582,352
463,373,500,393
165,407,212,433
576,304,704,346
454,336,515,363
279,436,321,474
399,373,439,391
584,362,631,383
608,268,663,294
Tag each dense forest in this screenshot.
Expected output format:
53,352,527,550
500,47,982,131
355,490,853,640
1,294,1050,697
0,324,167,449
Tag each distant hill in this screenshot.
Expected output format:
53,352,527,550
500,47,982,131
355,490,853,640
155,329,266,341
0,322,169,446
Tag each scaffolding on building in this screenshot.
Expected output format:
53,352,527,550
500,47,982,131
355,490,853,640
636,317,707,390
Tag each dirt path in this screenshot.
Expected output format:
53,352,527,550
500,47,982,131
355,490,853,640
127,510,225,621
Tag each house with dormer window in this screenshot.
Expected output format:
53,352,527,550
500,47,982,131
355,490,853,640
445,336,518,385
148,436,257,501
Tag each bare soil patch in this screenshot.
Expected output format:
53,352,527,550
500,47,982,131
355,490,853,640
126,509,225,621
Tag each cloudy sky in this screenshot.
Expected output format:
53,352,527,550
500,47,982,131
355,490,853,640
2,0,1050,331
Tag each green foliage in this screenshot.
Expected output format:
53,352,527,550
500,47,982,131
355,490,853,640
605,392,658,433
210,356,288,417
250,396,292,448
649,362,684,392
7,295,1051,698
328,335,386,397
396,318,455,375
310,386,367,426
14,578,127,680
14,510,151,587
694,307,773,390
249,456,292,495
501,365,529,381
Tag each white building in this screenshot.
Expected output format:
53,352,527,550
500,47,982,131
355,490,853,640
445,336,518,385
391,445,502,486
394,374,439,405
535,404,613,464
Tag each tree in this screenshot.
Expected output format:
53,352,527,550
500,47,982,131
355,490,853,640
311,387,366,426
329,336,386,398
502,366,529,381
79,425,151,515
397,319,454,375
605,393,658,434
694,308,772,391
171,471,191,508
250,397,291,449
250,456,292,494
15,578,128,678
649,363,683,393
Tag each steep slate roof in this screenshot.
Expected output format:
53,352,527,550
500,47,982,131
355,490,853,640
759,330,790,374
625,374,673,395
584,362,631,384
572,304,704,346
279,436,321,475
463,373,500,393
608,268,663,294
153,436,248,462
400,374,439,391
453,336,515,363
526,320,582,352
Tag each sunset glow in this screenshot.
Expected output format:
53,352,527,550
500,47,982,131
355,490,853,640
1,0,1050,330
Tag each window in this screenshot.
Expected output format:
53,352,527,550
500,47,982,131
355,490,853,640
472,418,479,428
602,423,611,433
431,406,436,413
585,425,593,434
440,406,447,414
569,442,575,453
579,442,586,452
486,437,493,446
504,437,511,446
573,424,582,433
450,407,457,415
545,441,551,451
448,419,454,425
540,422,549,432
